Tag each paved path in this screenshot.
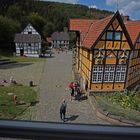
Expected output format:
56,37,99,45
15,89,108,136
0,51,110,124
34,50,110,124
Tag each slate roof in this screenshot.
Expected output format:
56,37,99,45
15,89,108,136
125,20,140,44
51,32,69,41
14,34,41,43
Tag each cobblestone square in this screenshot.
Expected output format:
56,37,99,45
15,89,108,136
0,50,109,124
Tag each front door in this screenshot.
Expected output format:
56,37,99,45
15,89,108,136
20,48,24,56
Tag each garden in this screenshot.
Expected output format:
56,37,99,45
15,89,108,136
95,91,140,122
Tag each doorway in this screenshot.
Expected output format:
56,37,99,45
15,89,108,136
20,48,24,56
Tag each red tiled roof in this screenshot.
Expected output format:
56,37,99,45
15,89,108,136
70,15,113,49
82,15,113,49
70,19,98,45
125,21,140,44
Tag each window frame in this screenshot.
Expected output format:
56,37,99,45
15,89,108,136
115,65,126,82
104,65,115,82
107,31,113,40
0,120,140,140
115,32,121,40
92,65,103,83
106,31,122,41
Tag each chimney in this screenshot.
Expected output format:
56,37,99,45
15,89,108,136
122,15,129,22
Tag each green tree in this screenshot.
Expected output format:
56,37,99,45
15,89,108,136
27,12,46,35
43,22,55,37
0,16,20,53
7,4,25,22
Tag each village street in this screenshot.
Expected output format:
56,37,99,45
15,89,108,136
0,50,110,124
33,50,110,124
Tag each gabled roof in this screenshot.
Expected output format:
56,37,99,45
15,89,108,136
51,32,69,41
70,19,98,43
125,21,140,45
70,11,133,49
82,15,113,49
14,34,41,43
70,15,114,49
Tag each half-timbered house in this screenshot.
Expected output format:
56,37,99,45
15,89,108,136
51,31,69,49
14,24,41,57
70,11,140,92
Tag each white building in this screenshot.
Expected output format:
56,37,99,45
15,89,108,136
14,24,41,57
51,31,69,49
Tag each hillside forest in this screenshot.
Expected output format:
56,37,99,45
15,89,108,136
0,0,113,54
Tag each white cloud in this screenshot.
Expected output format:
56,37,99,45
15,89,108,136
89,5,98,9
106,0,140,19
40,0,79,4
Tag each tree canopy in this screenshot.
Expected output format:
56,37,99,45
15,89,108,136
0,0,113,54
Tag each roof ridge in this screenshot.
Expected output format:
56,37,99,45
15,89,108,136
81,14,113,47
81,21,96,46
93,15,113,24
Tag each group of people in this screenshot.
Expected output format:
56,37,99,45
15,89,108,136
59,81,82,122
69,81,82,101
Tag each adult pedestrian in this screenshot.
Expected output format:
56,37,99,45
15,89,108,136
60,99,67,121
74,82,81,100
69,82,75,101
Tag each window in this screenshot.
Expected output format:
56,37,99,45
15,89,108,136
107,31,113,40
92,66,103,82
115,65,126,82
106,31,122,40
115,32,121,40
104,66,115,82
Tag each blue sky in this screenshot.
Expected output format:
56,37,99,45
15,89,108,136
41,0,140,20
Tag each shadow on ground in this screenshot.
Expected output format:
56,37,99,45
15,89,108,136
40,56,55,58
30,101,39,106
75,95,88,102
0,62,33,69
65,115,79,122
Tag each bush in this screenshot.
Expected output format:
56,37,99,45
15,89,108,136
106,92,140,111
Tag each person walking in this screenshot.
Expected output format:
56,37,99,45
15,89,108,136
60,99,67,121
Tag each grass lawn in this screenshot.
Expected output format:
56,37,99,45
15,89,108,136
96,93,140,122
10,56,46,62
0,55,46,62
0,85,37,119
